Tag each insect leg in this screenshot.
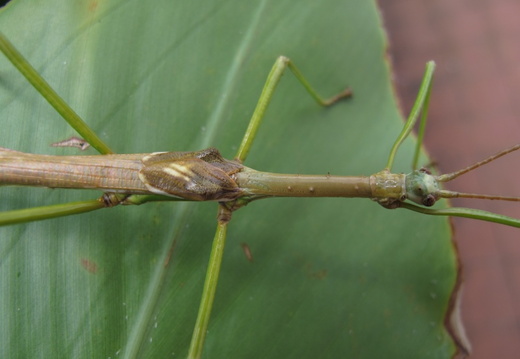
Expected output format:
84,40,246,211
234,56,352,162
188,204,231,358
0,198,108,226
0,32,113,154
385,61,435,171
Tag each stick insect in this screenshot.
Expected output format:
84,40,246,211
1,32,519,358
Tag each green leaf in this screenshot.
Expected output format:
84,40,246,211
0,0,458,358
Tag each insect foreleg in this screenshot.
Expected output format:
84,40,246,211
385,61,435,171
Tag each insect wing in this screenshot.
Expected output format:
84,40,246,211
141,150,196,165
139,158,240,201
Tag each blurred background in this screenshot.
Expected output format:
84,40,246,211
380,1,520,358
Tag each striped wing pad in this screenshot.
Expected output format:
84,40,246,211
138,148,243,201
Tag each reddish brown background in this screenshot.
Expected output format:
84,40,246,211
379,1,520,358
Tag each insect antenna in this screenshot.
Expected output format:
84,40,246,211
435,144,520,201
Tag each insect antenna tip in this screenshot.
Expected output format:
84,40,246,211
436,144,520,182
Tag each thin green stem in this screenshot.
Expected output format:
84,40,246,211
400,202,520,228
386,61,435,171
0,32,113,155
0,199,105,226
188,205,230,359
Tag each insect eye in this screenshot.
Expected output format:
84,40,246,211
422,194,436,207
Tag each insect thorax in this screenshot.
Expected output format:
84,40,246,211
370,170,407,209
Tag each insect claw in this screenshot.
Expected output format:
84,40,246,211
323,87,353,106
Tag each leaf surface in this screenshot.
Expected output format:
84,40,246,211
0,0,458,357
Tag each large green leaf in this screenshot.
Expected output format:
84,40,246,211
0,0,458,358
